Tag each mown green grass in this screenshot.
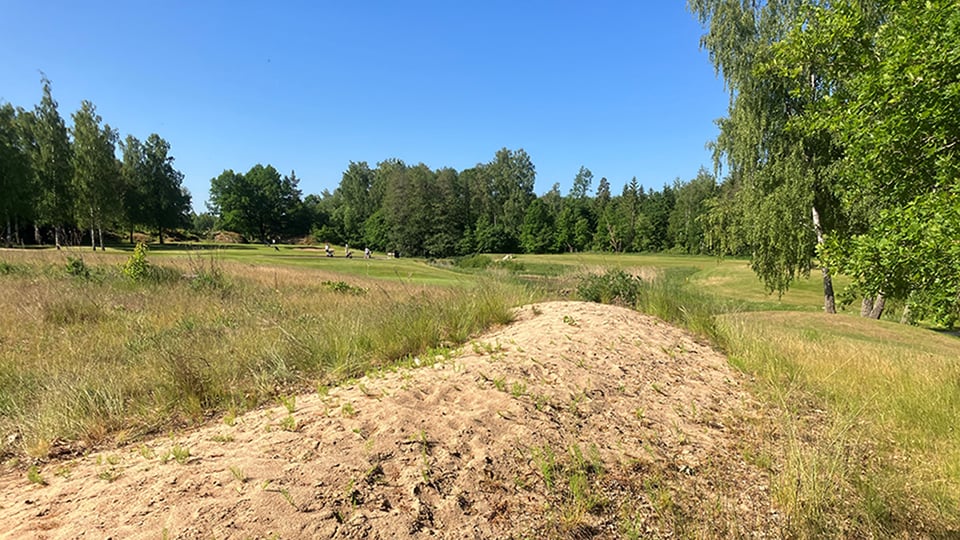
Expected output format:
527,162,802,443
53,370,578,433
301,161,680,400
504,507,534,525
120,243,475,286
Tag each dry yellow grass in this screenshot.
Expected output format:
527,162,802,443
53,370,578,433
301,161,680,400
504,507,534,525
0,249,527,460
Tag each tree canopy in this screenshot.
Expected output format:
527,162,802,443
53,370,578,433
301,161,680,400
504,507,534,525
690,0,960,326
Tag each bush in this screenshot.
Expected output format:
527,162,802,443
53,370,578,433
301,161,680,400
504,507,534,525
493,259,525,273
321,280,366,295
65,256,90,279
122,243,150,281
576,270,642,306
455,254,493,269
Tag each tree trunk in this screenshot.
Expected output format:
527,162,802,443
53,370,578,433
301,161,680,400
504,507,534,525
861,293,886,319
4,214,10,248
97,225,104,252
89,206,96,251
34,222,41,244
54,226,61,250
811,205,836,314
900,304,912,324
158,226,164,245
868,293,885,319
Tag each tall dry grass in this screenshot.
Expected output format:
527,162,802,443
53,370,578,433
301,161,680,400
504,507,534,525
604,268,960,537
719,312,960,537
0,249,531,459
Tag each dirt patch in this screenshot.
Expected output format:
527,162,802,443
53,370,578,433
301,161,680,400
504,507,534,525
0,301,779,538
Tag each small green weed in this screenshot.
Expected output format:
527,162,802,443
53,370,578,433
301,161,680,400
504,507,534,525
341,402,356,417
98,468,122,482
27,465,46,485
279,394,296,414
229,465,247,483
161,444,190,464
533,445,558,490
279,414,298,431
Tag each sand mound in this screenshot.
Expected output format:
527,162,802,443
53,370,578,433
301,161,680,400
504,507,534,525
0,301,777,539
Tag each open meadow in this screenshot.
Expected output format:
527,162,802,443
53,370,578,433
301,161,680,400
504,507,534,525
0,244,957,537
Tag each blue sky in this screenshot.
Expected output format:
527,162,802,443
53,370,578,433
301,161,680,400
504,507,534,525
1,1,727,211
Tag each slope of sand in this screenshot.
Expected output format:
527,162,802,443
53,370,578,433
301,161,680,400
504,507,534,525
0,301,779,539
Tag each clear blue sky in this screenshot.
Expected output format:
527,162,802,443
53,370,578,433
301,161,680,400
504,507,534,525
1,1,727,212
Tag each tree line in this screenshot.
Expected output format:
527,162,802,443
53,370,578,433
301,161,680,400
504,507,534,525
690,0,960,326
1,77,191,249
1,77,720,257
207,152,720,258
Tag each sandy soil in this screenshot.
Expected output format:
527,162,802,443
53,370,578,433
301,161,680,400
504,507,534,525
0,301,779,539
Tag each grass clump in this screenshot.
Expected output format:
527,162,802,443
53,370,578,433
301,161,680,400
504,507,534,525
321,280,365,295
0,260,24,275
65,256,91,279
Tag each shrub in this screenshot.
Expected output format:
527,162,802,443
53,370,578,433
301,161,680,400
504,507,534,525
321,280,366,295
122,243,150,281
65,256,90,279
455,254,493,269
493,259,525,273
576,269,642,306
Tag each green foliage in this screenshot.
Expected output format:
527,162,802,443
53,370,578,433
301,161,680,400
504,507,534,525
689,0,844,307
826,189,960,328
520,198,556,253
31,77,74,245
27,465,46,485
208,164,303,243
667,168,717,254
576,269,642,306
0,261,23,275
122,242,150,281
813,1,960,326
70,100,120,250
122,134,191,244
321,280,366,295
454,254,492,270
65,256,90,279
0,104,34,245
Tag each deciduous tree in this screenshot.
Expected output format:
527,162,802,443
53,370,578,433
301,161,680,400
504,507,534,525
71,100,120,250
